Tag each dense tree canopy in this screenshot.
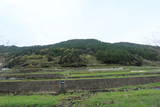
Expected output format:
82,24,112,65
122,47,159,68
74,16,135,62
59,49,87,67
0,39,160,68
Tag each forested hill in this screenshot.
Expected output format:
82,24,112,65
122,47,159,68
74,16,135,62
1,39,160,68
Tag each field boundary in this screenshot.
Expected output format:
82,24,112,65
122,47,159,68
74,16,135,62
0,76,160,94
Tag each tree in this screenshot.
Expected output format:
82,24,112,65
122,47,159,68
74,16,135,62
96,49,143,66
59,49,87,67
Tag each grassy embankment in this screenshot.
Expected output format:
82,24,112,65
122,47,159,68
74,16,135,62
0,82,160,107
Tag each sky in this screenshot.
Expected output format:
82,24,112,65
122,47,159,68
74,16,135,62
0,0,160,46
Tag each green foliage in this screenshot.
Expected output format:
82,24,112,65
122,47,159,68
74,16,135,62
59,49,87,67
2,39,160,68
96,49,143,66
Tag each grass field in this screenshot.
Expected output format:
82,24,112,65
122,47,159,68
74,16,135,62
0,93,80,107
0,88,159,107
73,89,160,107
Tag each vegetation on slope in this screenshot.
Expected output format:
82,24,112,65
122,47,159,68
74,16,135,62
1,39,160,68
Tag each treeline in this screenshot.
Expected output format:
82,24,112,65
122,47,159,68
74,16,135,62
2,39,160,68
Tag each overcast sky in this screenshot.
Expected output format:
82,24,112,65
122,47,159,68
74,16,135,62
0,0,160,46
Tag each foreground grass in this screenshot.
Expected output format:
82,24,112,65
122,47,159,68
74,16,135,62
74,89,160,107
0,82,159,107
0,93,79,107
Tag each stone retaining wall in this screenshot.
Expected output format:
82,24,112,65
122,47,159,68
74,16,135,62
0,76,160,94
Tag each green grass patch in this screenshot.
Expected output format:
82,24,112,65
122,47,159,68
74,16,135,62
110,82,160,90
73,89,160,107
0,93,79,107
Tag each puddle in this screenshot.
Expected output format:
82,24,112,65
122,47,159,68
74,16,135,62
0,77,19,80
154,87,160,90
89,67,123,71
0,77,6,80
8,77,17,80
130,70,145,73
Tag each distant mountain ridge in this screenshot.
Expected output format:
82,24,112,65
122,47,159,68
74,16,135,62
0,39,158,53
0,39,160,68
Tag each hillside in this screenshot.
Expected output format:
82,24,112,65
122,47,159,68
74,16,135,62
0,39,160,68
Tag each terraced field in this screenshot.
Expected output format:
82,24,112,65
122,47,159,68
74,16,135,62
0,66,160,107
1,66,160,81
